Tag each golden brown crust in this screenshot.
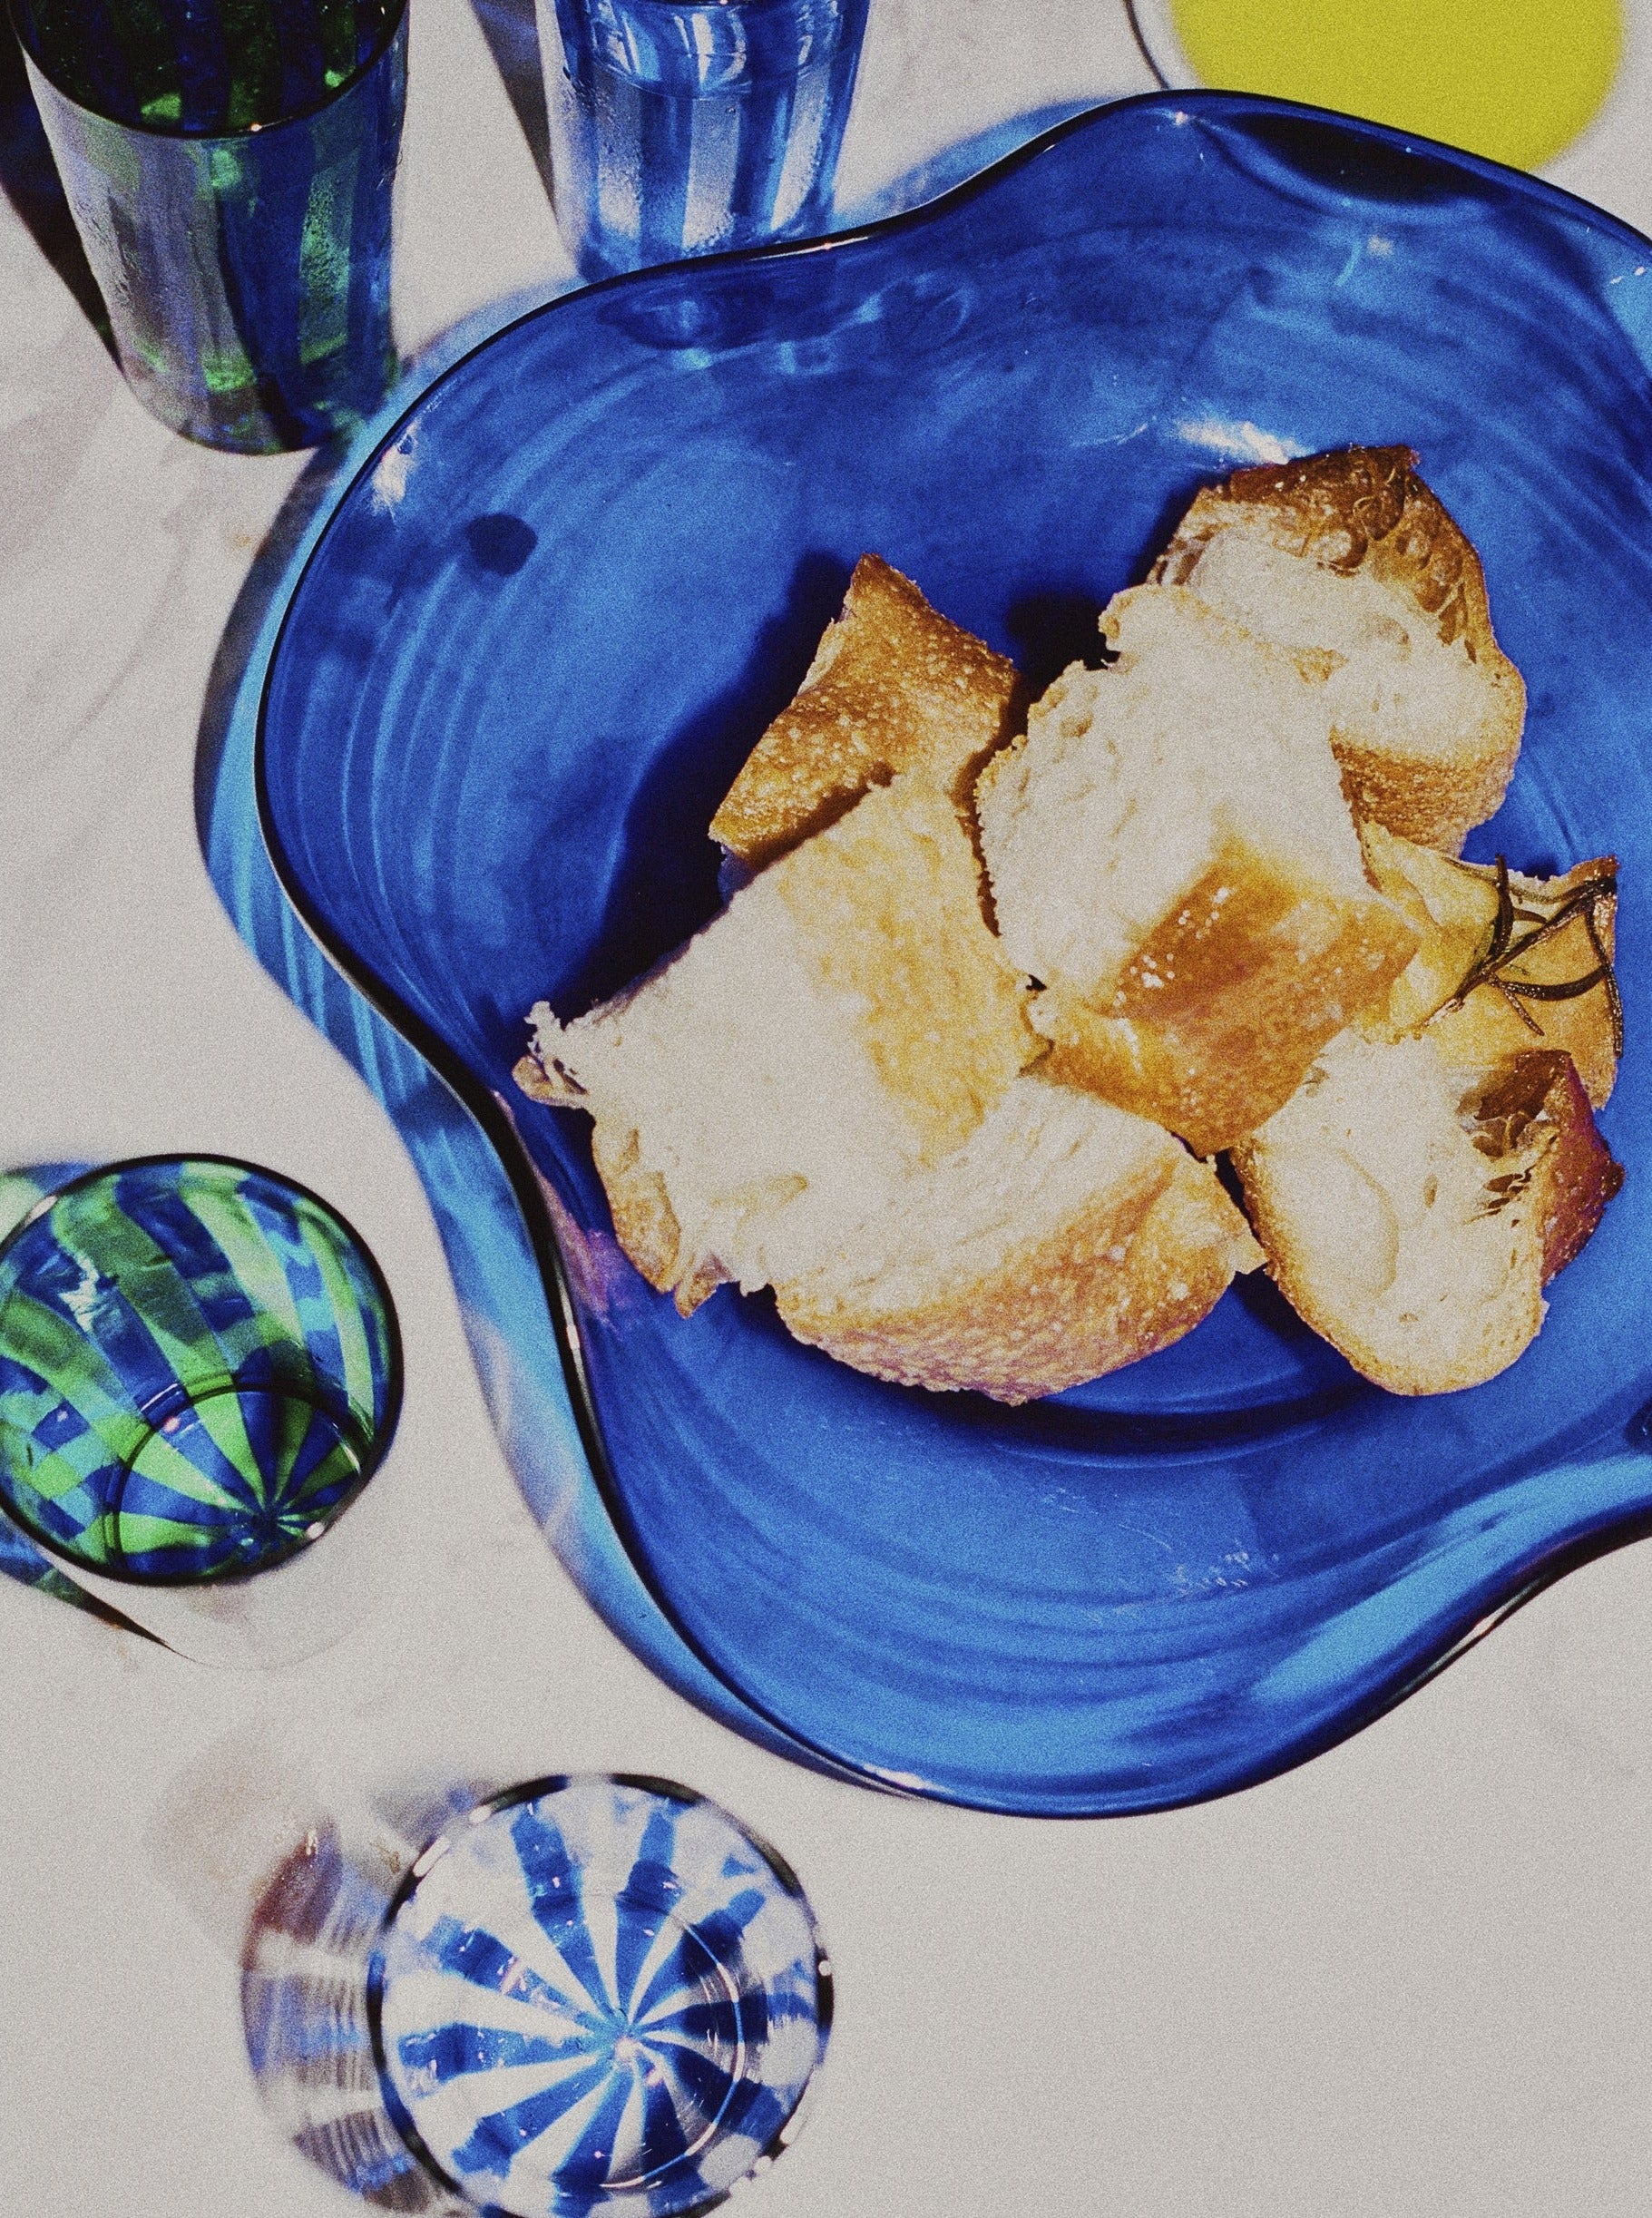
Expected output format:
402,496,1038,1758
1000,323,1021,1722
1154,446,1525,852
1028,839,1417,1157
582,1121,734,1317
776,1149,1257,1405
589,1120,689,1300
1160,446,1487,650
513,1050,577,1105
1360,824,1620,1106
773,780,1041,1161
1329,736,1514,858
1232,1041,1622,1394
710,553,1021,871
1460,1050,1622,1284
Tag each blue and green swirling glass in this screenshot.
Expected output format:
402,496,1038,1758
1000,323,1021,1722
0,1156,401,1583
10,0,406,450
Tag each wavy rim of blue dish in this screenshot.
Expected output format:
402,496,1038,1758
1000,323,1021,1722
365,1771,834,2218
253,89,1652,1811
0,1149,406,1588
7,0,409,143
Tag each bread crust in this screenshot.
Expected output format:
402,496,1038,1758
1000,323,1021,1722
1233,1041,1621,1394
1459,1051,1622,1284
1029,837,1417,1157
586,1119,714,1314
710,553,1020,871
1154,445,1525,852
776,1148,1259,1405
1359,824,1619,1108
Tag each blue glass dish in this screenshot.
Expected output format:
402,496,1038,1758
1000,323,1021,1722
368,1776,829,2217
256,93,1652,1814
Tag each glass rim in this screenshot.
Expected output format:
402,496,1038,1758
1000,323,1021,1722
0,1149,405,1588
6,0,409,144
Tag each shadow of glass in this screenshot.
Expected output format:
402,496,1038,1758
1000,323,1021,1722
466,0,552,189
0,20,115,355
240,1779,496,2213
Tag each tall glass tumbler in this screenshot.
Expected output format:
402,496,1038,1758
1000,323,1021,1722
0,1156,404,1666
539,0,871,279
8,0,407,451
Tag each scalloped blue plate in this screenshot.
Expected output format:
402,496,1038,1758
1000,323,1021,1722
256,93,1652,1815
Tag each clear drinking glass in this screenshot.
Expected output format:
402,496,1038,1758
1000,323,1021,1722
538,0,871,279
7,0,408,450
0,1156,403,1665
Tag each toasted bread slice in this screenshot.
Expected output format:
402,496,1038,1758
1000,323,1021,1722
1232,1032,1620,1395
974,585,1416,1156
1152,446,1525,853
1358,822,1619,1106
710,553,1021,872
517,777,1040,1315
776,1073,1261,1404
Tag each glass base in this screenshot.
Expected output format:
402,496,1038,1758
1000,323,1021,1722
110,1386,369,1579
118,344,401,455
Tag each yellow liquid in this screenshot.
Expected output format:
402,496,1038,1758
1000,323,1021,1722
1168,0,1623,171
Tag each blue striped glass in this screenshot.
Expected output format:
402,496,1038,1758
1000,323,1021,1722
370,1776,829,2217
540,0,869,278
0,1156,401,1582
10,0,406,450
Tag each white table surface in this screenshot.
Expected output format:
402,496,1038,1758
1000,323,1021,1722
5,5,1652,2213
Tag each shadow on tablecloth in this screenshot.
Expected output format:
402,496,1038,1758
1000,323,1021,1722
241,1776,500,2213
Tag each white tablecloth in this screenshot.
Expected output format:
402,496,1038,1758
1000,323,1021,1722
5,5,1652,2212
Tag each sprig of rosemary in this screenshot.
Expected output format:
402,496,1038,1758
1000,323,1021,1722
1445,855,1622,1058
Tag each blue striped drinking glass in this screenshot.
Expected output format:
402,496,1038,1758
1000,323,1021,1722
539,0,870,278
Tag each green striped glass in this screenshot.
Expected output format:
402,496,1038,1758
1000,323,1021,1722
8,0,406,450
0,1157,401,1585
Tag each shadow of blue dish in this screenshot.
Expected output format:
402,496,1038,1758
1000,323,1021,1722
218,93,1652,1815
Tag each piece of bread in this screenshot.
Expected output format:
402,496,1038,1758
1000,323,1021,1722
974,584,1417,1157
776,1072,1261,1404
517,774,1260,1401
1231,1031,1621,1395
709,553,1020,872
517,777,1041,1315
1358,822,1619,1107
1151,446,1525,854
